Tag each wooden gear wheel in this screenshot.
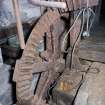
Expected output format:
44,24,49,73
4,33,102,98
13,10,67,105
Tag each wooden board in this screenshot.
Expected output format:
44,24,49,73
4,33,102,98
79,39,105,63
59,0,99,11
79,49,105,63
75,62,105,105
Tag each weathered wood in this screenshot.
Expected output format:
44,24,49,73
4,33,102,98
29,0,66,9
52,70,83,105
79,49,105,63
12,0,25,49
79,40,105,63
58,0,99,11
75,62,105,105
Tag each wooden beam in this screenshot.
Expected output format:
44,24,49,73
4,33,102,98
12,0,25,49
79,49,105,63
30,0,66,9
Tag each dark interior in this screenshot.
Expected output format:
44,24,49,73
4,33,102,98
100,0,105,21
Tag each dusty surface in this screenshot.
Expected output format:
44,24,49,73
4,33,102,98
75,62,105,105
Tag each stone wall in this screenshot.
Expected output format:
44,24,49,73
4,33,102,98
0,0,42,28
0,48,12,105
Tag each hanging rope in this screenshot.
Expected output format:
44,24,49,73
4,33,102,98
61,8,95,52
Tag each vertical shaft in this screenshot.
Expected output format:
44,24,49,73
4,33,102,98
12,0,25,49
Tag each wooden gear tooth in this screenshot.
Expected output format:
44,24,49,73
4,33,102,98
17,86,31,94
17,81,31,87
20,67,33,72
18,89,32,98
20,67,32,73
20,59,34,64
17,75,32,82
24,95,34,102
19,71,32,76
21,63,33,68
23,53,35,59
20,68,32,73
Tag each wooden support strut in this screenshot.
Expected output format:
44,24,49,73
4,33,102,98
12,0,25,49
29,0,67,9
